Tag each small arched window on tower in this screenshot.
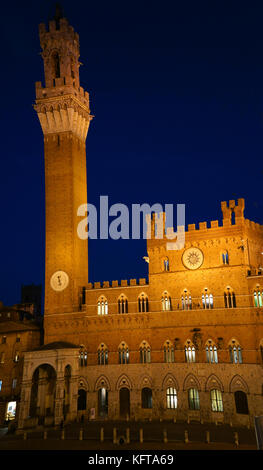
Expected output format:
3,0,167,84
51,51,60,79
163,257,169,272
182,289,192,310
138,293,149,312
97,296,108,315
161,292,171,311
118,295,128,314
118,342,129,364
184,340,196,363
253,287,263,307
164,340,175,363
139,341,151,364
205,340,218,363
222,250,229,265
202,289,213,309
229,339,242,364
224,287,236,308
98,343,108,365
70,57,75,79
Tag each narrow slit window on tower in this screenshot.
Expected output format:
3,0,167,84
52,52,60,79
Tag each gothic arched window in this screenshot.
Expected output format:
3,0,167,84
253,288,263,307
140,341,151,364
164,340,175,363
202,289,213,309
97,343,108,365
161,292,171,311
163,257,169,272
118,342,129,364
79,346,87,367
185,340,196,363
222,250,229,265
97,296,108,315
138,293,149,312
182,289,192,310
224,287,236,308
205,340,218,364
229,340,242,364
118,295,128,314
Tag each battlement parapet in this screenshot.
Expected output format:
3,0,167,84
85,278,148,290
148,198,263,243
39,18,79,44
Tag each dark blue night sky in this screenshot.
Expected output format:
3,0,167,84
1,0,263,308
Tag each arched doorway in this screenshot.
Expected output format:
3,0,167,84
234,390,249,414
98,387,108,417
29,364,56,425
77,389,87,411
119,387,130,418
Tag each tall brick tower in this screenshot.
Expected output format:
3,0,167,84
34,7,92,317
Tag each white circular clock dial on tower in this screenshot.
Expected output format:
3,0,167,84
50,271,69,292
182,247,204,270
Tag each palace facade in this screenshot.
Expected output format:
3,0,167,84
17,10,263,430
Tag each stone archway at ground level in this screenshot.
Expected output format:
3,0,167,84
17,342,80,430
119,387,130,418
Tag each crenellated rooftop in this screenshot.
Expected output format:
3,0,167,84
148,198,263,245
86,278,148,290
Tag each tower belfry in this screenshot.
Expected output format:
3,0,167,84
34,12,92,318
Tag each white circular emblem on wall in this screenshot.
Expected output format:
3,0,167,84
50,271,69,292
182,247,204,270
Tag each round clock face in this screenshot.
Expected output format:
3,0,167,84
182,247,204,270
50,271,69,292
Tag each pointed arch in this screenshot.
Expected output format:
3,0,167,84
229,375,249,394
183,373,201,391
94,375,111,392
205,374,224,392
162,373,179,391
139,374,153,390
116,374,133,391
78,376,89,391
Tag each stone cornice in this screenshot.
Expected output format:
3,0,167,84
34,94,93,141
